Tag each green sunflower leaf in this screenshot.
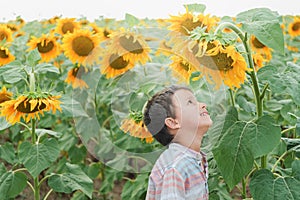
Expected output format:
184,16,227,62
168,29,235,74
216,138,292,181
18,138,60,178
0,142,17,164
125,13,139,27
236,8,284,54
0,163,6,176
184,3,206,13
35,63,60,74
212,107,281,189
26,48,41,67
48,163,93,198
0,171,27,199
0,61,26,84
250,169,300,200
35,128,62,138
0,117,11,131
60,95,89,118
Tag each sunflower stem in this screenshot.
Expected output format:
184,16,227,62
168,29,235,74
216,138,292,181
241,177,247,199
31,119,36,144
43,189,53,200
214,22,262,117
31,118,40,200
29,72,36,92
228,89,235,106
215,22,267,169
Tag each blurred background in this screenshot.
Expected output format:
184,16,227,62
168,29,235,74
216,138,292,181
1,0,300,21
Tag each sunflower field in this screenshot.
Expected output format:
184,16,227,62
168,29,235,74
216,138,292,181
0,3,300,200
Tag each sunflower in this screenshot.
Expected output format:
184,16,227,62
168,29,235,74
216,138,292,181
169,55,197,84
167,10,211,36
107,29,151,65
252,52,265,71
287,45,299,52
62,29,102,67
167,11,218,54
0,86,12,104
14,31,26,38
46,16,60,25
79,19,90,26
14,17,25,26
0,24,13,43
288,16,300,37
65,66,89,89
156,18,169,27
88,22,111,40
6,23,19,33
55,18,81,35
184,39,251,89
52,59,64,68
250,35,272,61
102,28,113,39
0,46,15,66
100,51,135,78
0,92,61,124
27,34,61,62
120,117,154,143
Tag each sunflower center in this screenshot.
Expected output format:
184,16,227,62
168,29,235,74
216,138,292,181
0,94,11,104
119,35,144,54
62,22,76,34
197,42,234,71
0,31,8,41
0,49,9,58
103,30,110,38
180,61,190,71
252,38,265,49
72,36,94,56
181,19,203,35
16,99,47,113
37,41,54,53
292,22,300,31
197,53,234,71
109,53,129,69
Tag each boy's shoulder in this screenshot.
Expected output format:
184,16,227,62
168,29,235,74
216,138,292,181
153,143,199,173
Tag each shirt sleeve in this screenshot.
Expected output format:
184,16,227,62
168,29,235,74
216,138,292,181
160,167,185,200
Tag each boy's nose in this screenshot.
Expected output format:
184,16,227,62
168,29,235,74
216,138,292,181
198,102,206,109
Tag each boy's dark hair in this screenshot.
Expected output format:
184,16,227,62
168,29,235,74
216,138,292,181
143,85,192,146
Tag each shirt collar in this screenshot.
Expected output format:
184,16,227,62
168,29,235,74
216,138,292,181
168,142,205,162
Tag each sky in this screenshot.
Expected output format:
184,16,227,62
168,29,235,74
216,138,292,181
1,0,300,22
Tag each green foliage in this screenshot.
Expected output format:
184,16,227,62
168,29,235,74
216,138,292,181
0,3,299,200
48,163,93,198
121,173,148,200
184,3,206,13
250,168,300,200
125,13,140,27
237,8,284,54
0,142,17,164
18,138,60,177
0,171,27,199
212,107,281,189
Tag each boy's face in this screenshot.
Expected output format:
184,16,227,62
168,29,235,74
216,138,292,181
171,89,212,135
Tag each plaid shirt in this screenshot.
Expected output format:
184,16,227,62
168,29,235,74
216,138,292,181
146,143,208,200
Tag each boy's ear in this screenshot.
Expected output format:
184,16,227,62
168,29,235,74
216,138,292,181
165,117,180,130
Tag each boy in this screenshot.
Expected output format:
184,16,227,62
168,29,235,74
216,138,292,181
143,85,212,200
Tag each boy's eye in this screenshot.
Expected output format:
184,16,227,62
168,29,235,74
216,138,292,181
188,100,193,104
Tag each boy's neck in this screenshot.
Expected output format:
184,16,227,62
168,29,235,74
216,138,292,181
173,137,203,152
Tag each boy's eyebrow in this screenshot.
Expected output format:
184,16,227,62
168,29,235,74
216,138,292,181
185,95,196,100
